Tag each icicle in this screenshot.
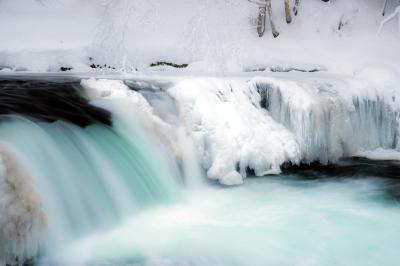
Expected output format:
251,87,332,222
255,78,400,164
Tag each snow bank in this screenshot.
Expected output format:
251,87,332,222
0,0,399,75
81,78,154,115
168,78,300,185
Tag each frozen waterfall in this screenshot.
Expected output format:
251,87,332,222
167,76,400,184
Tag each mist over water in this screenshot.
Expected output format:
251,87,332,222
52,175,400,266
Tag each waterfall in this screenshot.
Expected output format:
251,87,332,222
1,76,400,265
0,80,180,265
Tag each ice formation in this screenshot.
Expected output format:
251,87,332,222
0,143,45,266
168,78,300,185
165,76,399,184
355,147,400,161
255,77,400,162
80,77,400,185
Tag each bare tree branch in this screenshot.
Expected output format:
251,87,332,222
379,5,400,33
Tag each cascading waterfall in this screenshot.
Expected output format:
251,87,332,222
139,89,205,188
0,80,180,265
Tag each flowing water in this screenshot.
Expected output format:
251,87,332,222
0,77,399,266
52,174,400,266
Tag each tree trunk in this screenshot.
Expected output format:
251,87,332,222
257,6,266,37
266,0,279,37
285,0,292,24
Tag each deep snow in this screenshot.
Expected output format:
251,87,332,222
0,0,399,76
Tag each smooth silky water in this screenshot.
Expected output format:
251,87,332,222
0,77,399,266
51,172,399,266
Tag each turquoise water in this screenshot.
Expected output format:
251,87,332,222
48,176,400,266
0,115,179,255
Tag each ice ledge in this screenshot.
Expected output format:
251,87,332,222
355,148,400,161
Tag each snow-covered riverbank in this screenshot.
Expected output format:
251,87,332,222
0,0,399,76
